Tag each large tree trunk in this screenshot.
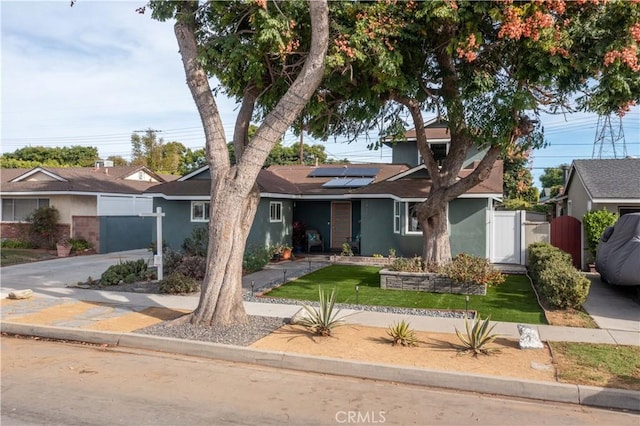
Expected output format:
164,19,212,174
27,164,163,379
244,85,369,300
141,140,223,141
173,1,329,325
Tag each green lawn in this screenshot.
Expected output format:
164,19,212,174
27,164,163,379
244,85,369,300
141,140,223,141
264,265,547,324
0,248,57,267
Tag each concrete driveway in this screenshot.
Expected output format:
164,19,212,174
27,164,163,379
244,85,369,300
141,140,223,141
583,273,640,332
0,249,152,298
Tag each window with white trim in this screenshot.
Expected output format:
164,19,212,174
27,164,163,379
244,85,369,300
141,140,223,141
1,198,49,221
270,201,283,223
393,201,401,234
407,202,422,234
191,201,210,222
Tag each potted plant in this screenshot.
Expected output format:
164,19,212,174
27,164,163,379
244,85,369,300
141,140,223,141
292,221,306,253
56,239,72,257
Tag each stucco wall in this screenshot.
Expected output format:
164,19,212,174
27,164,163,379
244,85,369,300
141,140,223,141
247,198,293,248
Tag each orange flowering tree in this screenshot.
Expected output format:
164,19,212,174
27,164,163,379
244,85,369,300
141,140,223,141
303,0,639,266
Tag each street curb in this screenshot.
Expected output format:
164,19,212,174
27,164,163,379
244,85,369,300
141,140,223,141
2,321,638,412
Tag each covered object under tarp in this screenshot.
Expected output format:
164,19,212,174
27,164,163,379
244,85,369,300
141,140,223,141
596,213,640,286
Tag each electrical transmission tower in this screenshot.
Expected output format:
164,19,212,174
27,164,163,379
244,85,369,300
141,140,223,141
592,114,627,159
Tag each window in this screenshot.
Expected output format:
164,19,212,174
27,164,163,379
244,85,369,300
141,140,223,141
393,201,401,234
620,207,640,216
407,202,422,233
270,201,283,223
191,201,210,222
418,143,449,165
1,198,49,221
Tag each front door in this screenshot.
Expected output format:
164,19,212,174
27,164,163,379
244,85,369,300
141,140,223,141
331,201,351,250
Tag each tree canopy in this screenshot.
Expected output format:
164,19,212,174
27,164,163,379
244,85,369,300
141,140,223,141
1,145,99,168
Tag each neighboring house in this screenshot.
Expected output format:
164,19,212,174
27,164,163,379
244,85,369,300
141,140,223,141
1,164,175,252
553,158,640,268
147,120,510,262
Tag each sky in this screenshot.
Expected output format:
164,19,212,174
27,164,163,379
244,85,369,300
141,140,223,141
2,1,639,190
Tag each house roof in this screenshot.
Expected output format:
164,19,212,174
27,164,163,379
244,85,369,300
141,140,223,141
1,166,167,195
566,159,640,201
147,161,502,200
147,164,410,198
382,118,451,146
264,164,409,196
352,161,503,198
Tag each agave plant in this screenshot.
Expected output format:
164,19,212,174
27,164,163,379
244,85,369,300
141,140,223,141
296,287,348,336
455,315,500,357
387,320,418,347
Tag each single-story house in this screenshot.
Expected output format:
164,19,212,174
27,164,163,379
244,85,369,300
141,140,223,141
147,120,511,261
553,158,640,268
0,164,175,252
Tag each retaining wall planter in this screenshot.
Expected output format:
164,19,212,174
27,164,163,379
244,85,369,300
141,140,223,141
379,269,487,295
329,255,392,267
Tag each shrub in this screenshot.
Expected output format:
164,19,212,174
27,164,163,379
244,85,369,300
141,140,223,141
538,262,590,309
160,272,200,294
174,255,207,281
68,238,92,252
296,288,349,337
387,320,418,347
158,273,197,294
583,209,618,262
440,253,505,286
528,242,572,283
1,238,33,249
389,256,424,272
243,245,271,273
340,243,354,257
182,226,208,257
100,259,149,286
455,315,500,357
163,248,184,275
26,206,61,249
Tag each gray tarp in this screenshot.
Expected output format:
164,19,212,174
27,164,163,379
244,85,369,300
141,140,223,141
596,213,640,286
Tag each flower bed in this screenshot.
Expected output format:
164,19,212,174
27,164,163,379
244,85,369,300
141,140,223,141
379,269,487,295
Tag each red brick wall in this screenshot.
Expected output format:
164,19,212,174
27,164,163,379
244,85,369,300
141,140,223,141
72,216,100,253
0,223,70,244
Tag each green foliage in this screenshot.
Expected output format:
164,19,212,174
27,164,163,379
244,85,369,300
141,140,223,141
174,256,207,281
1,239,33,249
539,166,566,189
163,248,184,276
583,209,618,260
527,242,572,283
68,238,92,252
501,198,532,211
0,145,99,167
389,256,424,272
26,206,61,249
386,320,418,347
100,259,150,286
182,226,209,257
160,272,200,294
130,129,186,174
528,242,590,309
455,315,500,357
538,262,590,309
243,245,272,273
440,253,505,286
340,243,354,257
296,288,348,337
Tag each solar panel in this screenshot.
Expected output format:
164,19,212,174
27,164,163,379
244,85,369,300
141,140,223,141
342,167,379,177
346,177,374,186
322,177,374,188
308,167,347,177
